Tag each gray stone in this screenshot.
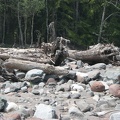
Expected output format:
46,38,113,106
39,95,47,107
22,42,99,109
33,85,39,89
102,68,120,81
65,70,76,80
109,112,120,120
4,86,17,94
21,86,28,92
29,76,43,84
58,93,70,99
71,84,84,92
32,90,40,95
116,55,120,61
39,82,45,88
2,81,11,88
56,85,64,92
34,104,57,119
68,106,85,120
115,104,120,110
0,98,7,111
88,70,100,80
4,102,19,112
25,69,45,79
18,106,33,118
12,82,22,90
61,83,71,91
76,100,90,112
16,72,25,79
0,76,5,82
108,99,117,107
76,60,84,68
70,93,81,99
91,63,106,69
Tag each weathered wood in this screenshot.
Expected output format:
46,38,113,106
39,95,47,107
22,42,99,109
68,44,119,64
4,59,69,75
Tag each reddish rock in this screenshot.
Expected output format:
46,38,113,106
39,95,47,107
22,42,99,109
109,84,120,97
90,81,105,92
6,113,21,120
46,78,57,85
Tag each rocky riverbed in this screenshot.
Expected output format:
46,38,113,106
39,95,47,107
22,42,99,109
0,60,120,120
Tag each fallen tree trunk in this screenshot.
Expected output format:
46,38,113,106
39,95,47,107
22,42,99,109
68,44,119,64
0,43,119,65
4,59,69,75
0,53,51,63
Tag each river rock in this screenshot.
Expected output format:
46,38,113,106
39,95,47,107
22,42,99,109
0,97,7,112
88,70,100,80
91,63,106,69
103,68,120,81
76,72,88,83
90,81,105,92
16,71,25,79
6,112,21,120
25,69,45,79
76,100,90,112
109,84,120,97
70,93,81,99
4,102,19,112
68,106,85,120
71,84,84,92
34,104,57,119
46,78,57,86
109,112,120,120
65,70,76,80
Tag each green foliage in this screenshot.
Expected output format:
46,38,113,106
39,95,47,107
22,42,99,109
0,0,119,47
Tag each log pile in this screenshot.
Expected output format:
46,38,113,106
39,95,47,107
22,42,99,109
0,38,120,79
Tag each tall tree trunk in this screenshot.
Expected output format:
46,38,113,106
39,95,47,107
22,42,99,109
18,1,24,47
45,0,49,43
75,0,79,32
30,13,34,46
24,16,27,46
2,0,6,45
98,5,106,43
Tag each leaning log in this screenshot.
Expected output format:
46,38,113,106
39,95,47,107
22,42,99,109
3,59,69,75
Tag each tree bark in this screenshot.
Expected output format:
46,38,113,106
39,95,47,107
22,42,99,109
68,43,119,64
98,5,106,43
2,0,6,44
30,13,34,46
24,15,27,46
18,1,24,47
4,59,69,75
46,0,49,43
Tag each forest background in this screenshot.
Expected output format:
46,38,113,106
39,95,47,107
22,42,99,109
0,0,120,48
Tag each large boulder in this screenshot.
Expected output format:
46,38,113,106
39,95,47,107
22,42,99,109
109,84,120,97
25,69,45,83
25,69,45,79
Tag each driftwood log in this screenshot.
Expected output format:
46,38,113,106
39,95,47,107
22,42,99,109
0,42,120,75
68,44,119,64
3,59,69,75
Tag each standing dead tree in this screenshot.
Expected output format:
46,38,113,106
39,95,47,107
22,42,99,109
48,22,56,43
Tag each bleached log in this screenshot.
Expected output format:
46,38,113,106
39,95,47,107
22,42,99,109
4,59,69,75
